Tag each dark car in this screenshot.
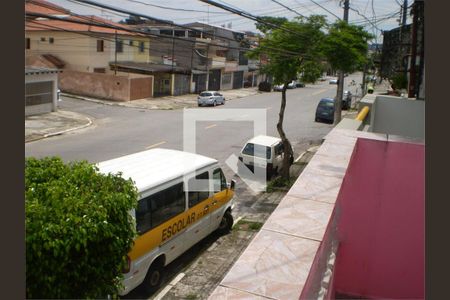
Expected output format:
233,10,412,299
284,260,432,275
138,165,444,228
296,81,305,88
315,98,335,124
342,90,352,110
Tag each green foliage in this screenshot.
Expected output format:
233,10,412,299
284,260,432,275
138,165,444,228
25,157,138,299
300,61,325,83
266,176,296,193
391,73,408,90
322,21,374,73
255,16,288,34
249,15,327,85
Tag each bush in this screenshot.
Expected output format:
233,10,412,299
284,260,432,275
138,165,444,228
25,157,138,299
258,81,272,92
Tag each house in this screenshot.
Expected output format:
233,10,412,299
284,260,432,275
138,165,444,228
25,0,154,101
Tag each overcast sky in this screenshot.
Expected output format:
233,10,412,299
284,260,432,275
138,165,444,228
46,0,409,42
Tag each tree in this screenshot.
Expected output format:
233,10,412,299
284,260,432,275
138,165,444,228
322,21,373,123
251,15,327,180
255,16,288,34
25,157,138,299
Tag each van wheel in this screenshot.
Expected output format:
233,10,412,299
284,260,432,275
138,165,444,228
142,260,164,294
217,211,233,234
213,101,217,107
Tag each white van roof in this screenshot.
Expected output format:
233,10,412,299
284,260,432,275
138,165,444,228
246,135,281,147
97,148,217,192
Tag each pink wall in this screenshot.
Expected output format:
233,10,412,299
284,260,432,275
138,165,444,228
333,138,425,299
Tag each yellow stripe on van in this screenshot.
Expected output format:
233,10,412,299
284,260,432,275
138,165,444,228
129,189,234,261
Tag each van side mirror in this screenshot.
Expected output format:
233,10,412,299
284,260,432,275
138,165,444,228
229,179,236,191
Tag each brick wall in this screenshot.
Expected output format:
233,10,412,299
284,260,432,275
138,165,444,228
59,70,153,101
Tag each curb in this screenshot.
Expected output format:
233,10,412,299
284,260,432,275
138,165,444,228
62,90,261,111
25,116,93,143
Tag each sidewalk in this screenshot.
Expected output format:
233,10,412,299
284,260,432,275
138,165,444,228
25,110,92,143
63,87,261,110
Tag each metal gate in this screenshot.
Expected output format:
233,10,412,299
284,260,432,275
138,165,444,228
233,71,244,89
193,73,207,94
208,69,221,91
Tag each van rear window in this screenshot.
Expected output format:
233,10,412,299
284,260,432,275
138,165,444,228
242,143,271,159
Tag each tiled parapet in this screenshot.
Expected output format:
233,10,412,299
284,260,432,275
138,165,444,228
209,129,389,300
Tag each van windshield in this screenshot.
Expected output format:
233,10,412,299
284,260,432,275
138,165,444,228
200,92,212,97
242,143,271,159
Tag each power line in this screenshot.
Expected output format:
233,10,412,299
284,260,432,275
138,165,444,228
123,0,230,14
269,0,306,18
308,0,341,20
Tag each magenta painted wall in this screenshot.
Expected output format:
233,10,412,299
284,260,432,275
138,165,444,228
333,138,425,299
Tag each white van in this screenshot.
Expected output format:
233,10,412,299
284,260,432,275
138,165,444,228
238,135,293,178
98,148,235,295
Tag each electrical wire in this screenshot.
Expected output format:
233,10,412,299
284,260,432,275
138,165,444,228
123,0,230,14
269,0,306,18
308,0,341,20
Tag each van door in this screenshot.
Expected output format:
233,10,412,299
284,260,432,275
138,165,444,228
210,168,230,232
273,142,284,171
184,171,212,249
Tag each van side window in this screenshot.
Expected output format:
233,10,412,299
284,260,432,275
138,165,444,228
213,168,227,193
188,172,210,208
274,142,283,156
136,182,185,234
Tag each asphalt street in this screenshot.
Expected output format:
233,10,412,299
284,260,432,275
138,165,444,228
25,74,361,180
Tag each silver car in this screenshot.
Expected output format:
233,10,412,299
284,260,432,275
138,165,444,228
198,91,225,106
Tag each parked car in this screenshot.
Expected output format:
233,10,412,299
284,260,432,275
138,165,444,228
197,91,225,106
273,84,284,91
329,78,338,84
315,98,335,124
296,81,305,87
342,90,352,110
287,81,297,89
238,135,293,179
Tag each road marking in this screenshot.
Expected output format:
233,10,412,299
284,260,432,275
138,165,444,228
312,89,327,96
205,124,217,129
153,273,185,300
145,141,166,149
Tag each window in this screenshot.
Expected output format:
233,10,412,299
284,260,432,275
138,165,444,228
93,68,106,73
200,92,213,97
242,143,271,159
160,29,173,36
174,30,186,37
97,40,104,52
188,30,201,38
139,41,145,53
188,172,210,208
136,182,185,234
25,38,30,49
213,169,227,193
49,37,54,44
129,40,133,46
40,37,46,42
116,40,123,53
274,142,283,156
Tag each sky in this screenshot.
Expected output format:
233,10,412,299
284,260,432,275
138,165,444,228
46,0,410,43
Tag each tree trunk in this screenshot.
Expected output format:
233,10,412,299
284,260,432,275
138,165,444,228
334,71,344,124
277,82,294,180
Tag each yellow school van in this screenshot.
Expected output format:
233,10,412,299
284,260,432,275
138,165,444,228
97,148,235,295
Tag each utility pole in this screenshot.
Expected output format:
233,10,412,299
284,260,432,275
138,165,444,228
114,30,117,75
402,0,408,26
334,0,349,124
205,44,210,91
408,1,418,98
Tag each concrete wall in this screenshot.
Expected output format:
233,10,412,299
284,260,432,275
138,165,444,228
371,95,425,139
59,70,153,101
